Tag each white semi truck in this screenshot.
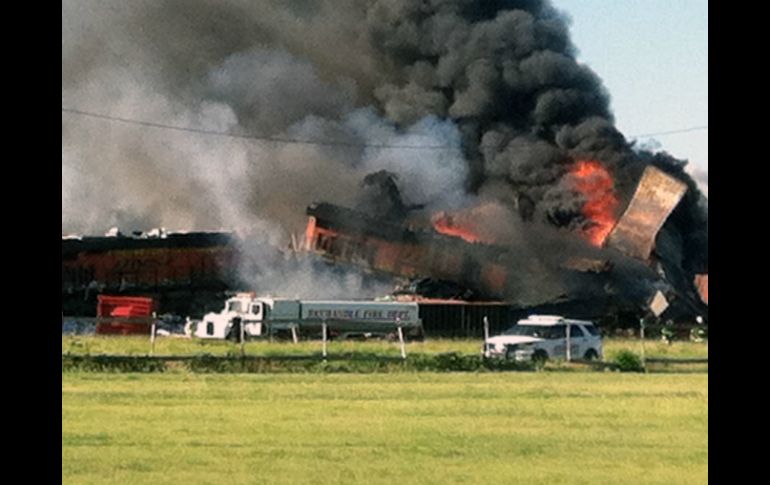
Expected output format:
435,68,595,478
189,293,423,341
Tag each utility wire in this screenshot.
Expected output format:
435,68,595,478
63,106,707,148
61,107,458,150
630,125,708,138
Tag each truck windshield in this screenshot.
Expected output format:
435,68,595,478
227,301,244,313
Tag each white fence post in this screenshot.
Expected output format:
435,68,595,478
397,326,406,360
150,312,157,356
639,318,647,369
322,321,328,360
566,323,571,362
483,316,490,358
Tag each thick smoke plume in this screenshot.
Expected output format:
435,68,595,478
62,0,707,301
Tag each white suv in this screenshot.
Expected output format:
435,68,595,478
483,315,603,363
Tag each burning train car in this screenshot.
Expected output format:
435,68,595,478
304,202,509,299
62,231,238,316
302,164,707,327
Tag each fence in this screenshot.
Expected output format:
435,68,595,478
624,321,708,371
62,316,414,360
61,315,707,373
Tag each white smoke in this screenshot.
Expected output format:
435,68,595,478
62,20,468,298
685,163,708,199
62,38,468,237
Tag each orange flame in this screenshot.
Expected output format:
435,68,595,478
431,203,512,245
569,160,619,246
694,274,708,305
432,212,483,243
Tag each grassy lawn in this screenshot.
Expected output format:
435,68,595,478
61,335,708,360
62,373,707,484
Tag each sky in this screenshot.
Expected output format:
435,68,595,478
554,0,708,183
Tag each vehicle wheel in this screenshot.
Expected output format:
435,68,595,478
583,349,599,361
226,328,241,342
505,346,516,360
532,349,548,365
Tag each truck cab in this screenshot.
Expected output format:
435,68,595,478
193,293,265,340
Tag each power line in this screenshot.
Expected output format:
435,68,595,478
61,107,458,150
63,106,707,148
630,125,708,138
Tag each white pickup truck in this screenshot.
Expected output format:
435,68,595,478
483,315,603,362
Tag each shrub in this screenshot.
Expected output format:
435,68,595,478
62,355,166,373
613,350,644,372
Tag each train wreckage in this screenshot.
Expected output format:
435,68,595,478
303,165,706,325
62,166,707,334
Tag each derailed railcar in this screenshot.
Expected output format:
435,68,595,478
62,231,238,316
304,203,510,299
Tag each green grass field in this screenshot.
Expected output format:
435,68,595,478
62,372,707,484
61,335,708,360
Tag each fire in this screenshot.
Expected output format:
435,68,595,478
569,160,619,246
431,203,515,245
694,274,708,305
432,212,483,243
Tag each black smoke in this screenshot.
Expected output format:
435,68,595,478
62,0,707,305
